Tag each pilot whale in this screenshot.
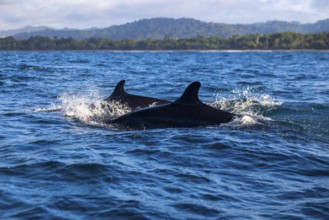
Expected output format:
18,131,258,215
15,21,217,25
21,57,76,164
109,81,236,130
105,80,170,111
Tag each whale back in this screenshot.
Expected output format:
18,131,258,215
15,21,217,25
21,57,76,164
105,80,170,111
109,81,236,130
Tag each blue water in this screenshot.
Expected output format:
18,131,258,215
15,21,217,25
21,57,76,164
1,51,329,219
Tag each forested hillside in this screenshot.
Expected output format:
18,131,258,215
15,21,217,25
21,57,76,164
1,32,328,50
8,18,329,40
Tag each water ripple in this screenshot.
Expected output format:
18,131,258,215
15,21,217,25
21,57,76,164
1,51,329,219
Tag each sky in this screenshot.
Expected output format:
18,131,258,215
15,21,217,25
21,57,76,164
0,0,328,30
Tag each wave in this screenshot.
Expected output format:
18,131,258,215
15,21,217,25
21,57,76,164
18,64,53,72
33,105,62,112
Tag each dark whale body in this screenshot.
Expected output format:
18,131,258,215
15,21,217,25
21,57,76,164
105,80,170,111
110,82,236,130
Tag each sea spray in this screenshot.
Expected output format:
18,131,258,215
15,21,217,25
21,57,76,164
211,87,282,126
33,104,62,112
58,88,131,126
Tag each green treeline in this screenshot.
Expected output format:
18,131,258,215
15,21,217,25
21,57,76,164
0,32,329,50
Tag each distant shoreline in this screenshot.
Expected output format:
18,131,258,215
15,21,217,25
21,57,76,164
1,32,328,51
1,49,329,52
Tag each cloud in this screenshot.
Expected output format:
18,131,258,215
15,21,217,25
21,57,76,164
312,0,329,8
311,0,329,18
0,0,328,30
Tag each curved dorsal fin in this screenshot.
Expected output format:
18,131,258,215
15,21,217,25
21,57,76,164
110,80,127,97
175,81,201,104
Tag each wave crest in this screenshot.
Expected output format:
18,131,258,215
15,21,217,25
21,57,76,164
33,105,62,112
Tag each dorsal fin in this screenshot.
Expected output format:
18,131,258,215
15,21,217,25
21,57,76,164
175,81,201,104
110,80,127,97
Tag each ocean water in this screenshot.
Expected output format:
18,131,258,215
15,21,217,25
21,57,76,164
1,51,329,219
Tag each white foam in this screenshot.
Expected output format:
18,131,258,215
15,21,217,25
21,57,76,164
211,88,281,127
44,86,282,129
33,104,62,112
58,89,130,126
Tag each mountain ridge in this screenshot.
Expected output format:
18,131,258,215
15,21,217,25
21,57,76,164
1,17,329,40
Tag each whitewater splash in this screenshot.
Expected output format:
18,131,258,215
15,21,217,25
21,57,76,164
33,104,62,112
211,87,282,127
36,86,282,129
58,89,131,126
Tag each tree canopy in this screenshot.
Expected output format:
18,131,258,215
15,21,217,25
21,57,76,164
0,32,329,50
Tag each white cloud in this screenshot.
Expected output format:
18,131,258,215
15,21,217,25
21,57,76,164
0,0,328,30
